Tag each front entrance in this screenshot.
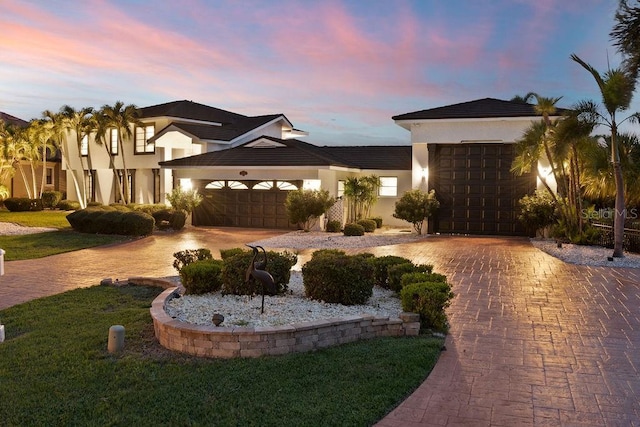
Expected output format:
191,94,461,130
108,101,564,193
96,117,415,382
428,143,535,235
192,180,300,229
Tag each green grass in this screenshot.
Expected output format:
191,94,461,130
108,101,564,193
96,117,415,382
0,210,73,229
0,231,132,261
0,284,443,426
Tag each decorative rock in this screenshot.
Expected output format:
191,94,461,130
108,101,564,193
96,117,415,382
100,278,113,286
108,325,125,353
212,313,225,326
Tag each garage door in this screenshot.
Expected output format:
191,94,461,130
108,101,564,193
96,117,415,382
428,143,535,235
192,180,300,229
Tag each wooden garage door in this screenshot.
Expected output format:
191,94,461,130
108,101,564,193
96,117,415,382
428,144,535,236
192,180,299,229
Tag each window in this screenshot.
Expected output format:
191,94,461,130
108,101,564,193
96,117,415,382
205,180,249,190
303,179,321,191
253,181,274,190
80,135,88,156
337,180,345,198
110,129,118,155
46,167,53,185
276,181,297,190
153,169,160,204
86,170,95,202
379,177,398,197
135,124,155,154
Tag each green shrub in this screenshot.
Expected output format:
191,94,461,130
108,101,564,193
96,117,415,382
179,259,224,295
517,190,557,236
400,281,454,333
285,189,335,231
343,222,365,236
369,217,383,228
400,272,447,289
87,201,103,207
41,191,63,208
393,189,440,234
372,255,413,288
302,251,374,305
153,209,187,230
66,208,154,236
58,199,81,211
3,198,43,212
357,219,377,232
387,263,433,293
220,247,246,259
130,203,168,215
173,248,213,272
221,249,297,296
325,220,342,233
108,203,131,212
166,187,202,214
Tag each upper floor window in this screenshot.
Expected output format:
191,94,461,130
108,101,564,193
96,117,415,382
337,180,345,198
109,128,119,155
135,124,155,154
378,177,398,197
80,135,88,156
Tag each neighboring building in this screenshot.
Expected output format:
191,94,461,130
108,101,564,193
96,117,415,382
0,112,65,199
393,98,564,235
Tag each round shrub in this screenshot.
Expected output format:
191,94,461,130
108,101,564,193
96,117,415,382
179,259,224,295
388,263,433,293
401,272,447,289
3,198,43,212
173,248,213,272
66,208,154,236
401,281,454,333
41,191,63,208
369,217,383,228
170,210,187,230
221,249,297,296
371,255,413,288
57,199,81,211
152,209,187,230
87,201,103,207
120,211,155,236
343,222,365,236
302,251,374,305
357,219,377,232
325,220,342,233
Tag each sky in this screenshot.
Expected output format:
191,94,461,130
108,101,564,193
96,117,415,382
0,0,633,146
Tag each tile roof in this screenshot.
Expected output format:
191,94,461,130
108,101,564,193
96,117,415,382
168,114,283,142
160,137,411,170
139,100,247,124
0,112,28,127
393,97,569,121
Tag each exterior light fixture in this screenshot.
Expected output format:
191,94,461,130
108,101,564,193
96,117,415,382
239,170,248,176
421,168,428,179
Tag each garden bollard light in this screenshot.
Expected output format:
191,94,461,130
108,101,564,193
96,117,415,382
107,325,125,353
0,323,4,343
0,248,5,276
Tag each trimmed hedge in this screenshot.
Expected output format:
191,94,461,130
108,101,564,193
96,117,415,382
343,222,365,236
153,209,187,230
221,249,297,296
66,207,154,236
357,219,377,232
41,191,64,208
57,200,81,211
325,220,342,233
179,259,224,295
400,281,454,333
302,251,374,305
173,248,213,272
3,198,43,212
387,263,433,293
371,255,413,289
369,216,383,228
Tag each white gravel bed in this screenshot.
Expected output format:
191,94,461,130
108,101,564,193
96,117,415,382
531,239,640,268
0,222,57,235
249,228,424,250
164,270,402,328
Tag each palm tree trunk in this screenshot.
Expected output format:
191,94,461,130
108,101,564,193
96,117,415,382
118,135,130,204
611,127,625,258
16,162,32,199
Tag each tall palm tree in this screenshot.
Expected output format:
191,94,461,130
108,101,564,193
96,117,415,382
100,101,141,204
61,105,94,204
5,124,38,198
0,120,18,195
26,119,55,198
91,107,126,204
571,53,639,257
43,108,86,209
510,92,538,103
611,0,640,78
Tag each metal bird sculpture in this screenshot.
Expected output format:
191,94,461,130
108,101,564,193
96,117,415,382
245,245,276,313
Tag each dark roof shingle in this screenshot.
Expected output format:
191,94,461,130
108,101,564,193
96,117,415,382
0,112,28,127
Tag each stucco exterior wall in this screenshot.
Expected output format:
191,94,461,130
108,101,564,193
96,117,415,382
408,117,540,145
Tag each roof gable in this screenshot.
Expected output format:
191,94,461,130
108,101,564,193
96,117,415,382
393,98,568,121
0,112,28,127
139,100,247,124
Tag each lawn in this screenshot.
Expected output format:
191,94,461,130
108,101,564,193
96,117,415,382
0,210,73,228
0,284,443,426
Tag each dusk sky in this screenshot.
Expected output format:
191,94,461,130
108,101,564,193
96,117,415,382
0,0,633,146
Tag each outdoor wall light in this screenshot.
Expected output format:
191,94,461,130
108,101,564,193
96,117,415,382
239,170,248,176
421,168,428,179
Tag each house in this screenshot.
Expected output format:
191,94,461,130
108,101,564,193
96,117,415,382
0,112,65,199
393,97,564,235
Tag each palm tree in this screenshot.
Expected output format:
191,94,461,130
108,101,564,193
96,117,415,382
43,108,86,209
510,92,538,103
0,120,18,196
26,119,56,198
571,53,639,257
61,106,94,204
100,101,141,204
91,108,126,204
611,0,640,78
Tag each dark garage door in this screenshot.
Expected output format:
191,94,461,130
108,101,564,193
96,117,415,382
428,143,535,235
192,180,299,229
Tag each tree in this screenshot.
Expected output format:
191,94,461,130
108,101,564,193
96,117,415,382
166,187,203,214
284,188,335,231
510,92,538,103
571,53,639,257
343,175,380,222
27,119,56,198
100,101,141,204
92,107,125,204
62,106,94,204
611,0,640,78
393,189,440,234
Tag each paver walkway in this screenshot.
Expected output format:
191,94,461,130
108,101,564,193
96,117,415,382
1,229,639,426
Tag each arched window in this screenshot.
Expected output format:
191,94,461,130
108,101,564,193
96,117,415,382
205,181,225,189
205,180,249,189
277,181,298,190
253,181,274,190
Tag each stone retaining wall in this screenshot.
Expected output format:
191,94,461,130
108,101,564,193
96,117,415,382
138,278,421,359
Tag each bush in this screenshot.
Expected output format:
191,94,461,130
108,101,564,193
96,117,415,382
393,189,440,234
400,272,447,289
356,219,377,232
58,200,81,211
400,281,454,333
325,220,342,233
369,217,383,228
518,190,557,236
285,189,335,231
87,201,103,207
387,263,433,293
179,259,224,295
3,198,43,212
66,208,154,236
343,223,365,236
371,255,413,288
221,249,297,296
173,248,213,272
153,209,187,230
166,187,202,214
219,247,246,259
302,251,374,305
41,191,63,208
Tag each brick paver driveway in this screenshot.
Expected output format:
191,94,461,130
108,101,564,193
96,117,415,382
375,236,640,426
